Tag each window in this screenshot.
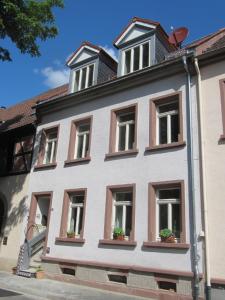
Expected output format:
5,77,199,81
66,117,92,164
59,189,87,241
67,192,85,237
73,64,94,92
101,184,136,244
147,92,184,150
112,191,132,238
156,188,180,239
123,41,150,75
147,181,186,244
36,125,59,168
11,135,33,172
158,281,177,292
107,105,137,157
157,102,179,145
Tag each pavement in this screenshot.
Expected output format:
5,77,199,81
0,271,150,300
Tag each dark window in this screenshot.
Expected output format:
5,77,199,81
158,281,176,292
12,135,33,172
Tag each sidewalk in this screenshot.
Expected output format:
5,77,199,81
0,271,150,300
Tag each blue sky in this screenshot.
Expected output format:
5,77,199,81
1,0,224,107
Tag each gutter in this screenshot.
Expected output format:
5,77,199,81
182,55,200,300
194,58,211,300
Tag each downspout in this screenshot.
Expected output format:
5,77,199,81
182,55,200,300
194,58,211,300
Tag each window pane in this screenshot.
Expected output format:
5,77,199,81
142,42,149,68
159,102,178,114
48,132,57,140
81,67,86,90
85,133,89,156
128,123,135,149
133,46,140,71
119,112,135,123
125,205,132,236
172,204,180,238
75,70,80,91
171,114,179,142
12,156,26,172
45,142,52,164
79,124,90,133
78,207,83,234
159,116,167,144
76,135,84,158
159,204,168,231
88,65,94,87
71,194,84,204
118,125,126,151
25,153,32,170
125,50,131,74
115,206,123,228
159,189,180,199
116,192,132,202
70,207,77,231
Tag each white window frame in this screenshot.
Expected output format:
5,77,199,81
116,112,135,151
67,194,84,236
74,123,90,159
156,102,178,145
44,132,57,164
122,40,150,75
156,188,180,240
111,191,132,239
74,63,95,92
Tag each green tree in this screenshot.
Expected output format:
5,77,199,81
0,0,64,61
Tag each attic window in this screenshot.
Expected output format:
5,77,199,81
123,41,150,75
73,64,94,92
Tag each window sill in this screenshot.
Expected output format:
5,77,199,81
105,149,138,159
145,141,186,152
33,163,57,171
64,157,91,166
219,134,225,141
99,239,137,247
55,237,85,244
143,241,190,249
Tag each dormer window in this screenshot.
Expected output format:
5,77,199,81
74,64,95,92
123,41,150,75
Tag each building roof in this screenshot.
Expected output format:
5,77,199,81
0,84,68,133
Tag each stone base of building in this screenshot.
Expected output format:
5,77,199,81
41,257,204,299
0,257,17,272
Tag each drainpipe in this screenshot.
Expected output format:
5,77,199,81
182,55,200,300
194,58,211,300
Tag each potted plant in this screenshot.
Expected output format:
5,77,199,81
67,231,75,238
35,266,45,279
159,228,176,243
113,227,125,240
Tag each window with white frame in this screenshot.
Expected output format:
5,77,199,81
116,111,135,151
157,101,179,145
74,64,94,92
156,188,180,239
75,123,90,159
67,193,84,237
44,130,58,164
123,41,150,75
112,191,132,238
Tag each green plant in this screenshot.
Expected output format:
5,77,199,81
113,227,124,238
67,231,75,238
159,228,173,239
36,266,43,272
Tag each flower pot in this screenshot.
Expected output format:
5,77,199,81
67,233,75,238
161,235,176,243
113,234,125,240
35,271,45,279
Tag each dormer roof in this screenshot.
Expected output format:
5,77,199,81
113,16,175,51
66,41,117,70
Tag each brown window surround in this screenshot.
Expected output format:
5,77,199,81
64,116,93,166
143,180,189,250
145,92,186,152
34,125,60,170
219,79,225,140
56,188,87,244
99,184,137,247
105,104,138,159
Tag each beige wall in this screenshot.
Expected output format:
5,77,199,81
201,60,225,279
0,174,30,271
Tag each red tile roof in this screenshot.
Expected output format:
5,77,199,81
0,84,68,132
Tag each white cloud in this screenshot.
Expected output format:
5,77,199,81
33,68,39,74
40,66,70,88
101,45,118,61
